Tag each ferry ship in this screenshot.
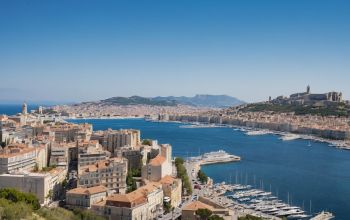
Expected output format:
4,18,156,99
200,150,241,165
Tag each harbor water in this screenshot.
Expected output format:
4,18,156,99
66,118,350,219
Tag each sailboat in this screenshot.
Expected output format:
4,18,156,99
308,141,312,147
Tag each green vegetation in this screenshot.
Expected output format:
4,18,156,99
102,96,177,106
0,188,40,210
197,170,208,184
0,198,33,220
126,168,141,193
175,157,192,195
208,215,225,220
37,207,105,220
195,208,225,220
0,188,104,220
195,208,213,220
238,214,263,220
126,173,137,193
163,201,173,214
241,103,350,117
42,165,57,172
142,139,152,146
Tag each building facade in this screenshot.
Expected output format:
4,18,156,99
78,158,128,193
91,182,163,220
103,129,141,154
141,144,172,182
66,185,108,209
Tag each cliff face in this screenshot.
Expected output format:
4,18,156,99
166,115,350,141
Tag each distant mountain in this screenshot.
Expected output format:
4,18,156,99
100,96,177,106
154,94,245,108
94,95,244,108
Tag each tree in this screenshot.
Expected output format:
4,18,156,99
238,214,263,220
142,139,152,146
175,157,184,166
208,215,224,220
126,172,137,193
195,208,213,220
163,201,172,214
197,170,208,184
174,157,192,195
0,188,40,210
0,198,32,220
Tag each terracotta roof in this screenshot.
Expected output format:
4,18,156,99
0,144,36,158
183,200,214,211
149,155,166,166
67,185,107,195
106,182,161,207
79,157,126,174
159,175,176,185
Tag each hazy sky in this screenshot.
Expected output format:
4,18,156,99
0,0,349,103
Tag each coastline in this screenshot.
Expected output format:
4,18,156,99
65,116,350,150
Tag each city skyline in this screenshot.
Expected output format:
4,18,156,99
1,0,349,103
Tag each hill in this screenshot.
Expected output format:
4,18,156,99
236,102,350,117
99,96,177,106
153,94,245,108
91,95,244,108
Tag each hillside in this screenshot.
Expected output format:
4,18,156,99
153,94,245,108
236,102,350,117
100,96,177,106
87,95,245,108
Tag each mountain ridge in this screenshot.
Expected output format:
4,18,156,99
91,94,245,108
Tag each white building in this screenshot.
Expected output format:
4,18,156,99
0,143,37,174
0,167,67,205
141,144,173,182
78,157,128,193
78,141,111,168
92,182,163,220
103,129,141,154
66,185,108,209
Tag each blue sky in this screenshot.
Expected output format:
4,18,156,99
0,0,349,103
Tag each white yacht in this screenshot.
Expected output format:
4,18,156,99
246,130,273,136
280,134,301,141
310,211,335,220
200,150,241,165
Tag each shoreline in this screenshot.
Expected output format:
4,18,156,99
65,116,350,150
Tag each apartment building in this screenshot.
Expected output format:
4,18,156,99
182,197,235,220
0,143,37,174
66,185,108,209
103,129,141,154
0,167,67,205
141,144,172,182
91,182,163,220
78,140,111,168
159,175,182,208
78,158,128,193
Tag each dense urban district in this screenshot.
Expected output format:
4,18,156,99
55,87,350,148
0,87,346,220
0,103,248,220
